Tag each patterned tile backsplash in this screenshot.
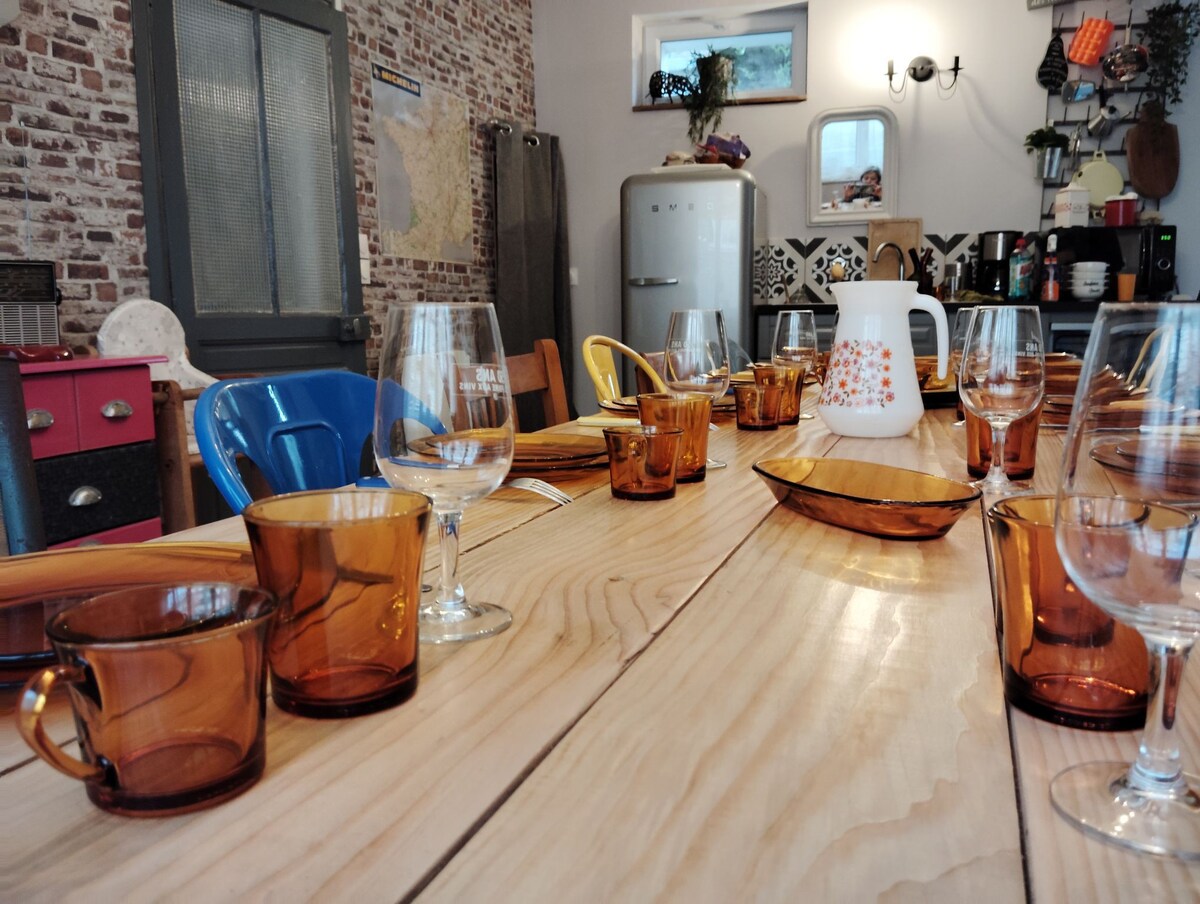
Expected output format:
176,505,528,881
754,233,980,305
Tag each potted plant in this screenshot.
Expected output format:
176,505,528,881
1128,2,1200,198
1024,124,1069,181
685,47,737,147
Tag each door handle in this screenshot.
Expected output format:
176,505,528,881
627,277,679,286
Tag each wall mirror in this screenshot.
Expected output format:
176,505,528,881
807,106,898,225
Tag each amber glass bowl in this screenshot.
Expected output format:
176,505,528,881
753,458,982,540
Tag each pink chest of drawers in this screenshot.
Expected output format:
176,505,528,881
20,356,166,548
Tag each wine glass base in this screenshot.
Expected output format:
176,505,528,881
1051,761,1200,860
970,476,1033,499
419,602,512,644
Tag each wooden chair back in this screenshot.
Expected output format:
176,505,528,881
506,338,570,431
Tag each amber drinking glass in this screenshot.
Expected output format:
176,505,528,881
1052,303,1200,859
603,425,683,500
636,392,712,482
771,310,817,421
17,582,276,816
958,305,1045,495
734,382,781,430
965,400,1044,481
989,495,1147,730
243,488,430,718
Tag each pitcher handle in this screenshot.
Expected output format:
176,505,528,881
911,294,949,380
18,665,105,783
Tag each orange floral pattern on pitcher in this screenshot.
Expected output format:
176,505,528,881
818,339,896,408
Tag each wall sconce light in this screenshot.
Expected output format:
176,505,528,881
887,56,963,94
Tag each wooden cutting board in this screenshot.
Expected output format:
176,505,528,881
866,218,922,280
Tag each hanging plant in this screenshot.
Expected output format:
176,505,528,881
1139,1,1200,115
685,48,737,145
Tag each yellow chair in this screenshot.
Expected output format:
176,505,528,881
582,335,667,403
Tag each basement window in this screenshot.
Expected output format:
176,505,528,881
634,4,807,106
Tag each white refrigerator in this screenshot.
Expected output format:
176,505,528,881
620,166,761,384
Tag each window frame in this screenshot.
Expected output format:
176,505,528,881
635,4,807,105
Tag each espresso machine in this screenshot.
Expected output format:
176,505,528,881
975,230,1023,297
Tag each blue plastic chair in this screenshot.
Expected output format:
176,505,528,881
195,370,444,513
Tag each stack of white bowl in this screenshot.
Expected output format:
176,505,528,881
1070,261,1108,299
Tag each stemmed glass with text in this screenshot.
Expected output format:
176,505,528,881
950,306,975,426
772,310,818,420
1053,302,1200,859
374,302,515,644
664,309,731,465
958,305,1045,495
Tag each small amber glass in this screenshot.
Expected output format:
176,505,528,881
636,392,712,483
989,495,1148,731
757,362,805,425
966,400,1044,480
18,582,276,816
244,488,430,719
603,425,683,500
735,382,781,430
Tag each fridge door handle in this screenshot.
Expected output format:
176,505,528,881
627,277,679,286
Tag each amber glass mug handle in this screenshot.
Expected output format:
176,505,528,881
18,665,105,783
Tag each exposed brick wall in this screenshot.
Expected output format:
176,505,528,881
0,0,535,367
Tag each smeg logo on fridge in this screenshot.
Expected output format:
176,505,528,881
648,202,713,213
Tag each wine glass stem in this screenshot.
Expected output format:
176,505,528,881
985,421,1010,484
1129,640,1195,794
434,510,467,613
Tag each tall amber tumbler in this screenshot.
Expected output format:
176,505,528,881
966,400,1044,480
989,495,1148,731
636,391,712,482
243,488,430,718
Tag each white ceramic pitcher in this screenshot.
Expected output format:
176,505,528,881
816,281,948,437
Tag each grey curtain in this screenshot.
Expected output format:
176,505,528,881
0,359,45,555
494,124,574,427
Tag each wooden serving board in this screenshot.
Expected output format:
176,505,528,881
866,218,923,280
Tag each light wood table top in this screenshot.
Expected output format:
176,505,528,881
2,405,1198,901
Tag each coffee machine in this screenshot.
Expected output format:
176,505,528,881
975,231,1023,297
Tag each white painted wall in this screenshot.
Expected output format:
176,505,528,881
532,0,1200,413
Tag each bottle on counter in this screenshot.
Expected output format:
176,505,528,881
1009,238,1032,300
1040,234,1060,302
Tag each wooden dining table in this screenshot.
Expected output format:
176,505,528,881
3,399,1199,902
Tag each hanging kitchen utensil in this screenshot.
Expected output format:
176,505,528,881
1067,121,1084,156
1101,11,1150,83
1068,15,1115,67
1037,12,1069,91
1126,100,1180,199
1086,104,1121,139
1061,78,1097,104
1072,149,1125,209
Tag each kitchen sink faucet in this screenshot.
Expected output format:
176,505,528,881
873,242,905,281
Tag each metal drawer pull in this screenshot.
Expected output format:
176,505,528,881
69,486,103,507
27,408,54,431
101,400,134,419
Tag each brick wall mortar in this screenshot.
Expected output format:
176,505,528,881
0,0,534,367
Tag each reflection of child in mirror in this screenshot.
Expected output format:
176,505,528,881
842,166,882,202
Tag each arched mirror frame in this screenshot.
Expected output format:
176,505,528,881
807,106,899,226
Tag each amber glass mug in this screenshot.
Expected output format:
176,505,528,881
243,488,430,718
636,392,712,482
18,582,277,816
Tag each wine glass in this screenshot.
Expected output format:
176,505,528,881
664,310,730,467
958,305,1045,496
374,302,515,644
950,306,976,426
1052,302,1200,859
771,310,818,420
